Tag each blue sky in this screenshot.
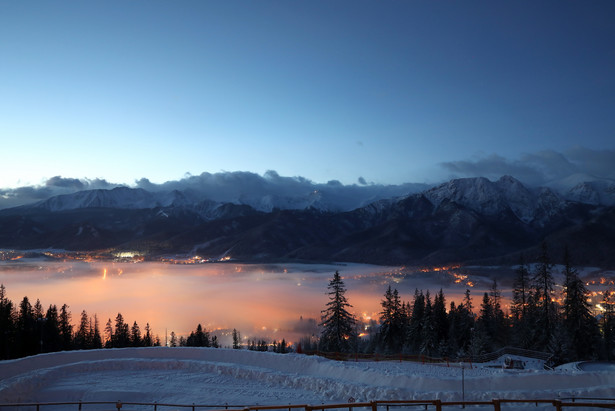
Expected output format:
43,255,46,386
1,1,614,190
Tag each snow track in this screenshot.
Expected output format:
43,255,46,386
1,348,615,407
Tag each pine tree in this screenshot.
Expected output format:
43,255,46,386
512,256,531,321
420,291,437,356
131,321,142,347
433,289,449,346
17,296,36,356
601,290,615,360
533,242,556,350
44,305,62,353
319,271,356,353
232,328,241,349
59,304,73,351
143,323,153,347
104,318,114,348
561,247,600,360
0,285,16,359
170,331,178,347
92,314,103,349
378,286,405,353
75,310,90,349
406,289,425,354
113,313,130,347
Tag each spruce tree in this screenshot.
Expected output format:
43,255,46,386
113,313,130,347
601,290,615,360
561,247,600,360
0,285,16,359
75,310,90,349
433,289,449,346
131,321,142,347
319,271,356,353
406,289,425,354
378,286,404,353
59,304,73,351
533,242,556,350
143,323,153,347
44,305,62,353
420,291,437,356
232,328,241,349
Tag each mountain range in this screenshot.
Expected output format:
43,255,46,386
1,176,614,267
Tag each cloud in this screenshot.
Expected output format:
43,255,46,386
2,147,612,210
0,176,120,210
440,148,615,187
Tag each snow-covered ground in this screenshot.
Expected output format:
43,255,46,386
1,348,614,410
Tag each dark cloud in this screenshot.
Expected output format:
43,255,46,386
358,177,367,185
440,148,615,187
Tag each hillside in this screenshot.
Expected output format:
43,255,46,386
0,176,614,267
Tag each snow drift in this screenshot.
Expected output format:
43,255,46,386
1,348,615,408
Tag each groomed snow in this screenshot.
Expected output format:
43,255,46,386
1,348,614,409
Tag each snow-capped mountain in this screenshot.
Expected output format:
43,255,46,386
1,176,613,267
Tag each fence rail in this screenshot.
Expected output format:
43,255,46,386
2,398,615,411
302,345,552,366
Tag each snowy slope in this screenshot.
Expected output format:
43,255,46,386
1,348,614,408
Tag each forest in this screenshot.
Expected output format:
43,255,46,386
316,244,615,365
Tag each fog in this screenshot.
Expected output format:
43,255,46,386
1,261,509,344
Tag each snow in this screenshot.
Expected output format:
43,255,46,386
2,348,615,409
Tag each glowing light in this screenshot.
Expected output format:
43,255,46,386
102,268,107,280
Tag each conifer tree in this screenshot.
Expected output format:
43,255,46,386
104,318,113,348
75,310,90,349
59,304,73,351
44,304,62,353
433,289,448,345
17,296,36,356
533,242,556,350
0,285,16,359
420,291,437,356
319,271,356,353
131,321,142,347
561,247,600,360
113,313,130,347
232,328,241,349
601,290,615,360
143,323,153,347
378,286,405,353
406,289,425,354
92,314,103,349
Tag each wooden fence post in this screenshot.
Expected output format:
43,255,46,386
434,399,442,411
493,399,501,411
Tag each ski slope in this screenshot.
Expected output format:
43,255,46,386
1,348,614,408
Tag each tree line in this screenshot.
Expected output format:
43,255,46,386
0,287,168,359
318,244,615,365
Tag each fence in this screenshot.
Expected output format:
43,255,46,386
301,346,553,367
2,398,615,411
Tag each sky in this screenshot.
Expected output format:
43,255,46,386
1,1,614,194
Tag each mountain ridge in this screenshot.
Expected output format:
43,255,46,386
0,176,613,267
